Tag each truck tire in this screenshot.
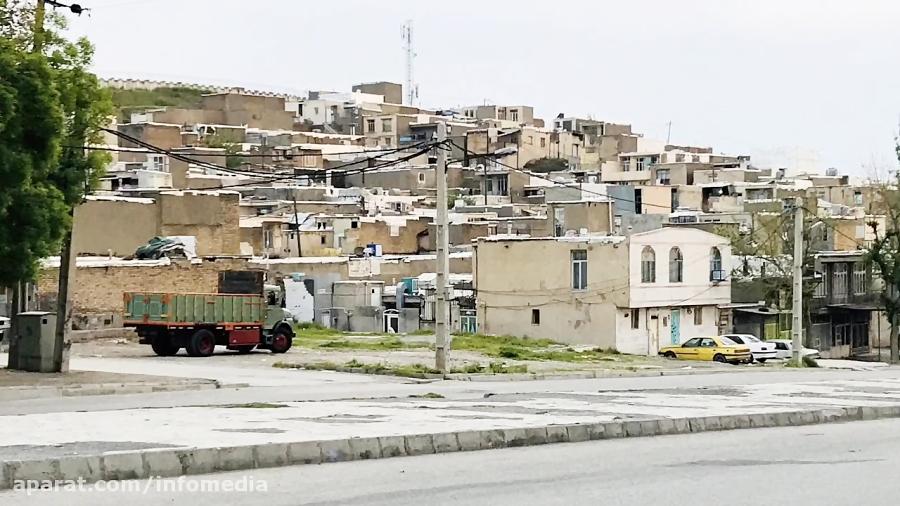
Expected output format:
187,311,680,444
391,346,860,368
150,336,180,357
269,331,292,354
186,329,216,357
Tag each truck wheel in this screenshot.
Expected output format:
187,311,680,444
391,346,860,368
270,332,292,354
187,329,216,357
150,336,180,357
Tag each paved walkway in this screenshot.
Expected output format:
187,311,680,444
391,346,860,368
4,376,900,460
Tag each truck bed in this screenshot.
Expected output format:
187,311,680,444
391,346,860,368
124,292,264,326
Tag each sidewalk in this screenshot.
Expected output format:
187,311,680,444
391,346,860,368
0,367,218,401
3,376,900,487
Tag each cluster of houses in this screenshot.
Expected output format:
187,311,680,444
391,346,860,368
33,78,888,359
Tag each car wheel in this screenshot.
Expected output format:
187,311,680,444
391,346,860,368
150,336,180,357
664,351,677,359
187,329,216,357
748,355,755,363
713,354,727,363
269,332,292,354
757,358,767,363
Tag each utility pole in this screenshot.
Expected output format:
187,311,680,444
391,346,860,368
434,122,450,372
291,193,302,257
791,197,804,365
665,121,672,145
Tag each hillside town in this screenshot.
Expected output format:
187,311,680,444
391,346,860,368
28,78,885,361
4,2,900,503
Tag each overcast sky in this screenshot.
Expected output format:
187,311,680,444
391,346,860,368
67,0,900,176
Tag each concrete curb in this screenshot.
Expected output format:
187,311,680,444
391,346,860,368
3,404,899,488
0,380,219,402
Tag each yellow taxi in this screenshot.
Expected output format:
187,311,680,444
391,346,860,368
659,336,752,364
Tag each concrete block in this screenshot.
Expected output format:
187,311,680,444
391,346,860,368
843,406,863,420
176,447,217,476
545,425,569,443
141,449,183,478
602,421,625,438
861,406,878,420
640,420,660,436
656,418,677,435
319,439,354,463
405,434,435,456
818,408,844,423
253,443,289,468
7,460,59,483
524,426,549,445
502,428,530,447
587,423,607,440
799,411,818,425
348,438,381,460
102,452,146,481
215,446,255,472
748,413,773,428
786,412,804,426
287,441,322,465
623,421,643,437
432,432,460,454
671,418,691,434
688,417,706,432
732,415,752,429
565,424,591,443
455,430,483,452
377,436,407,458
703,416,723,431
720,415,738,430
477,430,506,450
772,412,792,426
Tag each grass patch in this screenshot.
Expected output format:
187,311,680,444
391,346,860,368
409,329,435,336
292,324,425,351
273,358,528,377
408,392,445,399
785,356,820,368
451,334,620,363
223,402,288,409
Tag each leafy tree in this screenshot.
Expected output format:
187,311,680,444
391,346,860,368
0,39,69,285
866,142,900,363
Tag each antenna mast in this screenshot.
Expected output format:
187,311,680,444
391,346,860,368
402,20,417,105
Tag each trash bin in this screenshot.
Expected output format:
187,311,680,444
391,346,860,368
10,312,59,373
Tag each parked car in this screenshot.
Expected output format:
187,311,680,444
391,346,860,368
659,336,752,364
767,339,820,360
720,334,776,363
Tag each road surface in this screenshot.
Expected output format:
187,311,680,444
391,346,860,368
4,417,899,505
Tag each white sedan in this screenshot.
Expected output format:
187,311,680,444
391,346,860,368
720,334,777,363
767,339,820,360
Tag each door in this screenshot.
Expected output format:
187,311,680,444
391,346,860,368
383,310,399,334
670,309,681,345
696,337,718,361
678,337,702,360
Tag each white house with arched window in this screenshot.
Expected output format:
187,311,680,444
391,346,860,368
473,227,731,355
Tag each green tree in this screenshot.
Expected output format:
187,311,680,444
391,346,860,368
865,142,900,363
0,38,69,285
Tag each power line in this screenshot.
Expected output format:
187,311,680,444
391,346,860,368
448,140,676,212
67,144,415,158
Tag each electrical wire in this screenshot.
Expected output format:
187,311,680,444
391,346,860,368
67,144,415,158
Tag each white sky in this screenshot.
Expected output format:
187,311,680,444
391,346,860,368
67,0,900,176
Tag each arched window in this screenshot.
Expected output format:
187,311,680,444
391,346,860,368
669,247,683,283
710,247,723,281
641,246,656,283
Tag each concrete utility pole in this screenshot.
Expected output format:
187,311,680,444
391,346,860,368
791,197,804,365
434,122,450,372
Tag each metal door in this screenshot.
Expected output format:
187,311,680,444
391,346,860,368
670,309,681,345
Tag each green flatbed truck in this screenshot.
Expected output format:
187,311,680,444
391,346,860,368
124,272,294,357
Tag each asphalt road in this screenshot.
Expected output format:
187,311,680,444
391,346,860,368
4,418,899,506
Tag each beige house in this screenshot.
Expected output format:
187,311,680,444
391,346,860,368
73,191,241,257
474,227,731,353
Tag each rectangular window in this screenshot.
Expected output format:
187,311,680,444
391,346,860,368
366,119,375,132
540,138,546,148
622,159,630,172
572,144,579,157
381,118,393,133
694,307,703,325
320,235,326,245
636,158,645,171
511,110,519,122
571,250,588,290
833,263,849,302
853,263,867,295
675,153,685,163
630,309,640,329
531,309,540,325
657,169,670,185
527,136,534,145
